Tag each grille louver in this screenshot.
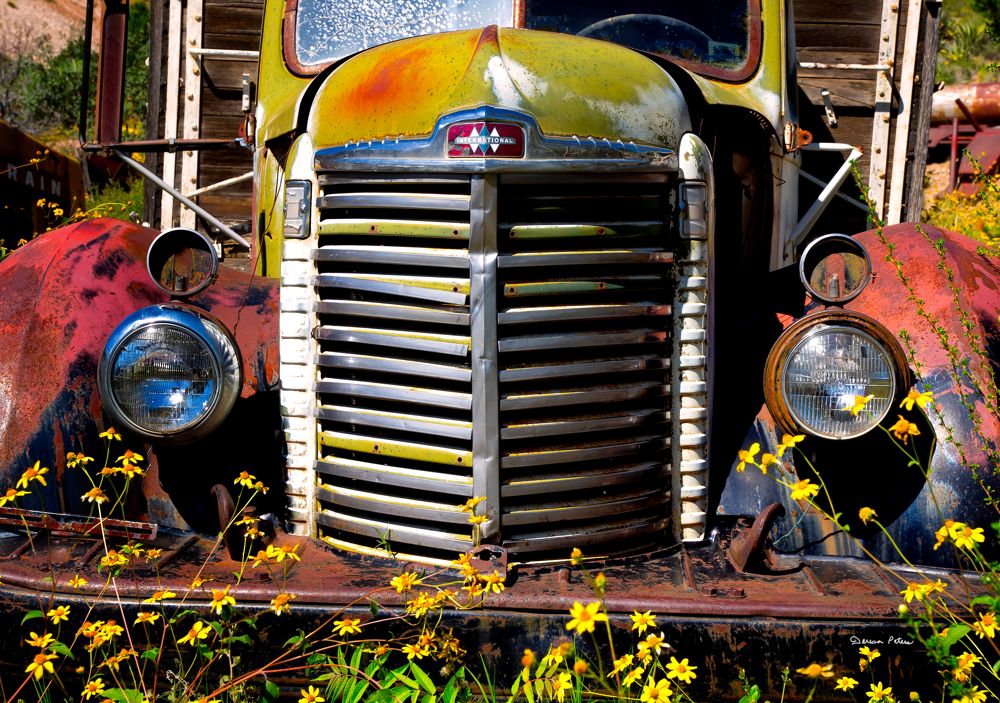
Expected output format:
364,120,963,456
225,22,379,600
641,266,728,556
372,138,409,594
311,171,675,564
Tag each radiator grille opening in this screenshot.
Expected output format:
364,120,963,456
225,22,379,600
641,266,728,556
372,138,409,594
311,170,676,564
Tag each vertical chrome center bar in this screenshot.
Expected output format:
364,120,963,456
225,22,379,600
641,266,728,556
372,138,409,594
469,174,501,542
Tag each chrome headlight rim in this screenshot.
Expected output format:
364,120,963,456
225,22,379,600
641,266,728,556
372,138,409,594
764,310,911,440
98,304,242,443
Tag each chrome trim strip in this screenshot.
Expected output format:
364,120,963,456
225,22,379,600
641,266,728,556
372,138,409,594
315,107,677,173
317,485,470,525
501,411,668,440
498,303,670,325
499,330,667,353
313,245,471,269
315,511,473,552
499,356,669,382
317,192,471,211
315,326,471,357
501,517,669,551
502,462,666,497
316,352,472,382
316,379,472,410
316,300,470,327
316,457,472,496
469,174,501,543
313,274,469,305
498,251,673,268
317,405,473,440
502,436,668,468
503,491,668,526
500,383,667,411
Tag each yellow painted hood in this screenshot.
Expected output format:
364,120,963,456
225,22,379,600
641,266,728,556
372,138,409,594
306,26,691,150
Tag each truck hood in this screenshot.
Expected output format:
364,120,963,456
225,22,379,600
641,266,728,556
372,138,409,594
306,26,691,150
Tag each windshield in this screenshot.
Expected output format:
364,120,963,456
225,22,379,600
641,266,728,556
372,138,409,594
525,1,757,79
291,0,758,80
294,0,515,67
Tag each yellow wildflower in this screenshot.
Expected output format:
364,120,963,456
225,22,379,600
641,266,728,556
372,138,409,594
640,678,672,703
82,678,106,699
889,415,920,443
82,487,108,504
759,452,780,475
554,672,573,703
935,520,959,550
116,449,144,466
901,583,925,603
796,662,834,679
99,428,122,441
66,452,94,468
570,547,583,564
790,479,820,502
566,601,607,635
391,572,423,593
299,686,326,703
610,653,634,677
623,667,645,688
134,612,160,626
0,488,29,507
973,612,997,639
401,642,429,660
953,525,985,550
483,570,505,593
460,496,486,513
867,682,893,702
468,514,487,526
631,610,656,635
847,394,874,415
859,507,877,525
209,585,236,615
143,589,176,604
271,592,296,616
68,575,87,589
233,471,256,489
736,443,760,471
573,659,588,675
178,620,211,645
836,676,859,691
953,686,988,703
639,632,666,656
25,652,57,680
900,389,933,411
17,461,49,489
47,605,70,624
776,433,805,457
521,649,536,670
26,631,54,649
333,617,362,636
666,656,697,684
859,646,881,661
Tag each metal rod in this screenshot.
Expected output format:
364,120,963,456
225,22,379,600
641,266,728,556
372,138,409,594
112,149,250,248
78,0,96,144
189,48,260,60
886,0,922,225
797,168,869,212
950,117,959,191
791,145,864,246
797,62,891,71
954,99,983,132
185,171,253,197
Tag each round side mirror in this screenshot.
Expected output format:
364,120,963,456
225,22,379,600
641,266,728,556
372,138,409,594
799,234,873,305
146,228,219,297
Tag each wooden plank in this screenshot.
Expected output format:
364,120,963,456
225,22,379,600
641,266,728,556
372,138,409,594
180,0,205,229
906,0,939,222
794,0,886,25
143,0,164,225
159,0,183,230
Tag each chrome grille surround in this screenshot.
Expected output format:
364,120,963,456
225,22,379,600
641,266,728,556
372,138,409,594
280,109,712,564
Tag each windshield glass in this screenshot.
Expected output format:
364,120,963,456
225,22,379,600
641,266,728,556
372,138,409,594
526,0,756,78
295,0,515,67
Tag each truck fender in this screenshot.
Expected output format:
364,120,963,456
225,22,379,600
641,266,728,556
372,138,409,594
719,223,1000,566
0,218,280,524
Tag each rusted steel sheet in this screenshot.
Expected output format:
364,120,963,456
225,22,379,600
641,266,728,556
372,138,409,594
0,218,279,521
720,224,1000,568
931,82,1000,125
956,131,1000,194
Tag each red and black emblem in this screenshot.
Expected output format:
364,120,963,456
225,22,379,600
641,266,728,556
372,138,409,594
447,122,525,158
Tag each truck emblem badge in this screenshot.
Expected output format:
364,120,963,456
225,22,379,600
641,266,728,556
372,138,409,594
447,122,524,158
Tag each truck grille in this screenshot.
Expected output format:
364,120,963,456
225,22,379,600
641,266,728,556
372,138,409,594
310,171,674,564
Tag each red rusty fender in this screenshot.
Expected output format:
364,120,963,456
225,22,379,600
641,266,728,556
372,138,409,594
0,218,278,503
956,130,1000,194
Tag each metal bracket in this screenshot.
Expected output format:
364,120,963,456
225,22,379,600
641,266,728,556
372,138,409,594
821,89,838,128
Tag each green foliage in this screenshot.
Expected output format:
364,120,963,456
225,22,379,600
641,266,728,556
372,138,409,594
938,0,1000,84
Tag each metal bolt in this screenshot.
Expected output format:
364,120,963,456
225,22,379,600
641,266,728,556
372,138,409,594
194,14,201,21
187,94,195,101
883,114,890,123
189,39,196,46
192,67,200,76
890,3,897,11
874,146,881,154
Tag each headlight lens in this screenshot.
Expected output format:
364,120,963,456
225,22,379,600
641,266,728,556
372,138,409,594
765,312,909,440
99,305,241,442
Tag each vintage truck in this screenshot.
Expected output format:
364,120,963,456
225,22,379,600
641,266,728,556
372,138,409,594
0,0,998,698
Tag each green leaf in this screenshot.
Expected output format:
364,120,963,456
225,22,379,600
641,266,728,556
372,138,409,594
263,679,281,703
421,693,436,703
940,623,971,651
348,681,371,703
971,595,997,607
50,641,75,660
338,646,349,668
370,599,381,617
21,609,43,625
511,677,521,697
103,689,146,703
409,662,435,694
524,677,535,703
141,647,159,662
351,645,364,672
392,671,419,689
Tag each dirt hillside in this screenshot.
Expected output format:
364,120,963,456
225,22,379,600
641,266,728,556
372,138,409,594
0,0,90,53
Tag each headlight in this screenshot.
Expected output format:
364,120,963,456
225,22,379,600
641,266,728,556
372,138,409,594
98,305,241,442
764,311,910,439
